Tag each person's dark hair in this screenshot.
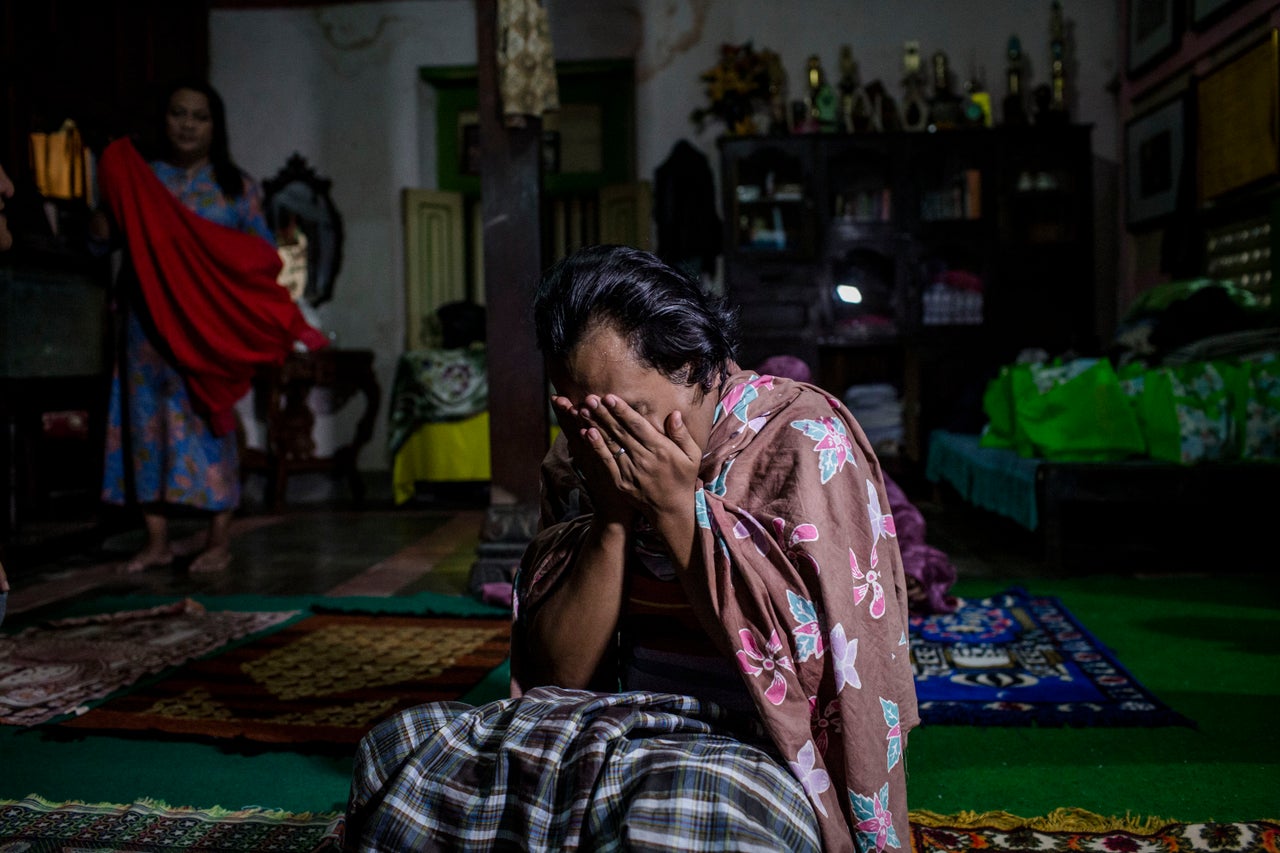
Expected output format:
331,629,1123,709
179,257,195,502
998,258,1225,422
534,245,739,391
159,79,245,200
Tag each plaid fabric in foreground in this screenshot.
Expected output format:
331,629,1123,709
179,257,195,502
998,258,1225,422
346,687,820,852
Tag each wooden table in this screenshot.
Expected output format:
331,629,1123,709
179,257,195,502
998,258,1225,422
241,348,380,511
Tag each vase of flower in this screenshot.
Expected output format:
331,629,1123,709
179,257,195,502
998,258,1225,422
690,42,780,137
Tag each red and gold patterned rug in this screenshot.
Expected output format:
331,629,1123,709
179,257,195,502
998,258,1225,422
5,800,1272,853
1,600,298,727
0,795,341,852
61,612,511,746
910,809,1280,853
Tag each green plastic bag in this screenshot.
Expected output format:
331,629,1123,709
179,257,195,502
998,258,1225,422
1137,361,1237,464
979,365,1016,450
1116,361,1150,457
1009,358,1145,461
1239,354,1280,461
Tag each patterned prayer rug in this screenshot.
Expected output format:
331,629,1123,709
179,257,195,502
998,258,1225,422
0,795,341,852
911,588,1189,726
61,613,512,746
0,600,298,727
909,809,1280,853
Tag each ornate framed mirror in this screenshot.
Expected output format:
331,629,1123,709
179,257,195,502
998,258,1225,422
263,153,343,307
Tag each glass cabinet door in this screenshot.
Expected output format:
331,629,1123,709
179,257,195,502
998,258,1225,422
826,141,896,227
725,141,816,259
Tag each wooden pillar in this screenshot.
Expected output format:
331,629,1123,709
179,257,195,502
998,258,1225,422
471,0,550,589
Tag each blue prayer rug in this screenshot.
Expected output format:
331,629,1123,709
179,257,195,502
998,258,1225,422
910,588,1190,727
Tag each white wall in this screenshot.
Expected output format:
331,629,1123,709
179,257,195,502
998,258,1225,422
211,0,1118,472
636,1,1120,178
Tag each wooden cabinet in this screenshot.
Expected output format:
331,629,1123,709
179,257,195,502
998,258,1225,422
719,126,1095,463
1,263,111,553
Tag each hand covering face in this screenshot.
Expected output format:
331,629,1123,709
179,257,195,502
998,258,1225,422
517,370,919,852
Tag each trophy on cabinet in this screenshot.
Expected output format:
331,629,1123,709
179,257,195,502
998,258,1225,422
1044,0,1070,124
1002,35,1028,125
865,80,900,132
927,50,964,130
838,45,860,133
840,46,883,134
963,67,993,127
765,49,790,136
900,41,930,132
805,54,840,133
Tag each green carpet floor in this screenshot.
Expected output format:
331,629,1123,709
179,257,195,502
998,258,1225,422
1,575,1274,821
907,574,1279,821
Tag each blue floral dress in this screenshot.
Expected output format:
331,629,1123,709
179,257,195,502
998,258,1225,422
101,162,273,512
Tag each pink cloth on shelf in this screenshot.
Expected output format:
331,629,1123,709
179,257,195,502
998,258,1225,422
481,582,514,609
756,354,812,384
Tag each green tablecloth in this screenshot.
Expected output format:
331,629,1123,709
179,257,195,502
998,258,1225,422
926,430,1043,531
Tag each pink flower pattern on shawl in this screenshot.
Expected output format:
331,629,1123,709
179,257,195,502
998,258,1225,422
773,517,821,574
809,695,843,755
851,783,900,851
790,417,856,483
850,548,886,620
866,479,898,569
881,697,902,771
731,513,774,555
717,374,774,425
735,628,793,705
829,622,861,692
786,590,825,663
788,740,832,818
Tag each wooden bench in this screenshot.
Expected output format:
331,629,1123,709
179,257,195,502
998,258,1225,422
927,430,1278,572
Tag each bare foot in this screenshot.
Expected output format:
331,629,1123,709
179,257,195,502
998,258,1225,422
121,546,174,574
189,545,232,574
171,530,209,558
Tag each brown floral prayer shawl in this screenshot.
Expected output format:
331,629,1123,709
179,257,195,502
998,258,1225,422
515,371,919,853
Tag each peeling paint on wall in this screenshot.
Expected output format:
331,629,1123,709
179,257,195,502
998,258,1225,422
637,0,710,83
316,9,392,51
313,8,430,77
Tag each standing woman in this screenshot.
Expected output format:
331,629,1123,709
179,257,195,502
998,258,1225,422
96,81,323,574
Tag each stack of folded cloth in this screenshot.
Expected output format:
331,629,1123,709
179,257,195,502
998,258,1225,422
843,383,904,454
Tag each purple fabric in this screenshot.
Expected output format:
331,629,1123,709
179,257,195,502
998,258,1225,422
481,582,514,609
883,472,958,614
756,354,812,384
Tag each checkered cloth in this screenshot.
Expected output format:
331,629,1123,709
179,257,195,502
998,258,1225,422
345,687,820,852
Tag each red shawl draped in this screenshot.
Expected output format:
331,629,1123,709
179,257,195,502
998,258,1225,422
97,138,327,435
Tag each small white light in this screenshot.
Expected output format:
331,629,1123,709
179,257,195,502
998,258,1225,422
836,284,863,304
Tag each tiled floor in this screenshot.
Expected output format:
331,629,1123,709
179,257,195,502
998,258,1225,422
2,480,490,626
2,467,1053,630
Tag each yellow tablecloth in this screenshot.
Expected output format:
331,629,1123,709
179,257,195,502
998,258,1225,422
392,413,560,504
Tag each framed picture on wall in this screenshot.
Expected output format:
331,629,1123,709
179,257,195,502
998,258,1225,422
1128,0,1180,76
1125,94,1189,226
1191,0,1245,30
1197,30,1280,201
